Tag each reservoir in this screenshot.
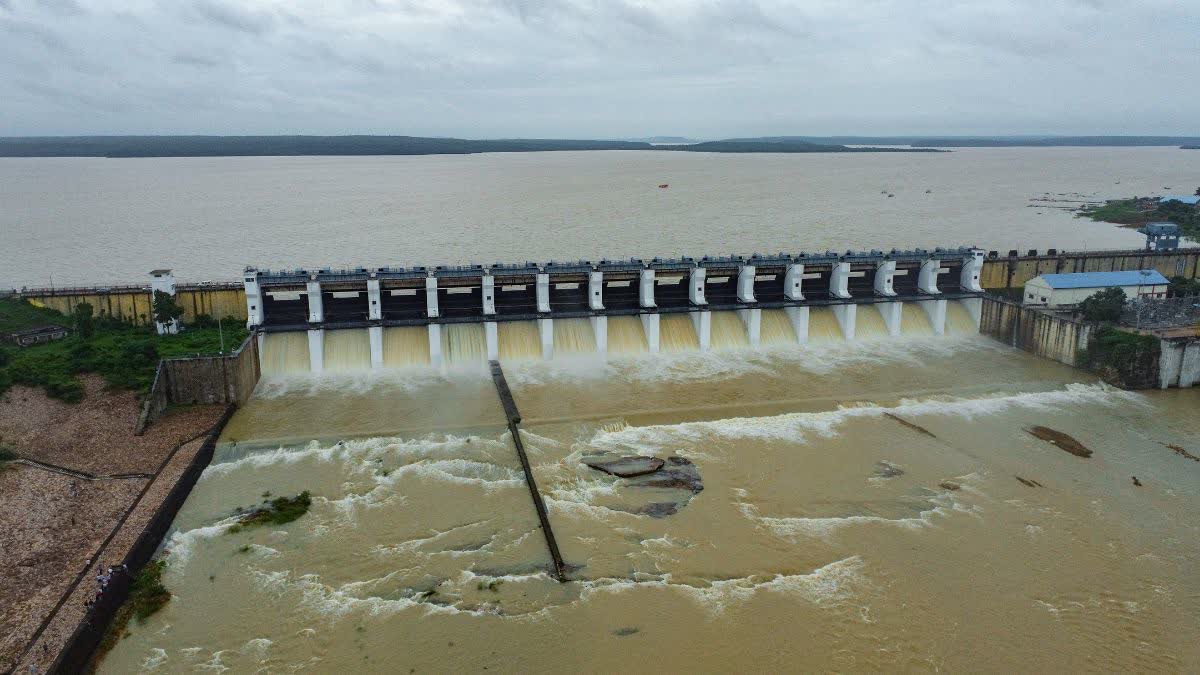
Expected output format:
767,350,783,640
98,329,1200,672
3,146,1198,288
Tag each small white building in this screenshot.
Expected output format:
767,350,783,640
1023,270,1169,307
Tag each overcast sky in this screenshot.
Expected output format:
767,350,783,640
1,0,1197,138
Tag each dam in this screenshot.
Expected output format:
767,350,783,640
244,247,987,373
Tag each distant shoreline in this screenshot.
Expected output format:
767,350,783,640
0,136,941,159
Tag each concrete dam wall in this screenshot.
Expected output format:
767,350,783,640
11,247,1199,329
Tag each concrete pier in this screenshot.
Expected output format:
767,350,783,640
485,322,499,360
874,260,897,297
306,280,323,323
784,263,805,301
427,324,443,367
739,308,762,346
538,318,554,359
833,304,857,340
589,271,604,310
591,316,608,353
919,299,948,335
692,311,712,351
536,273,550,313
878,301,903,337
737,265,756,303
640,269,656,308
641,313,661,352
786,306,809,343
307,329,324,373
689,268,707,305
367,278,382,321
830,262,852,299
368,326,384,368
425,278,439,319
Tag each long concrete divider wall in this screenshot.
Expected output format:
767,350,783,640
135,334,261,434
979,296,1092,366
12,248,1200,328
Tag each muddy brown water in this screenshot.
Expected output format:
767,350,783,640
98,336,1200,672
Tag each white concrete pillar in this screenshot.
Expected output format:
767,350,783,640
961,249,985,293
306,280,324,323
425,277,440,319
367,278,382,321
874,260,897,297
739,308,761,347
640,313,660,353
243,270,264,329
149,269,180,335
784,264,805,301
589,271,604,311
1159,341,1183,389
830,262,852,299
833,304,857,340
737,265,757,303
960,297,983,331
689,267,707,305
919,299,947,335
307,328,324,373
691,311,711,352
1179,342,1199,388
640,269,656,308
878,302,902,337
536,273,551,313
918,260,943,295
482,275,496,315
538,318,554,359
255,332,265,359
427,324,443,367
591,316,608,354
485,322,499,361
368,325,384,369
785,306,809,343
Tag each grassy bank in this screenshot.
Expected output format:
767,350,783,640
0,298,246,402
95,561,171,662
1078,196,1199,238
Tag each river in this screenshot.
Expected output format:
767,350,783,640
2,147,1197,288
97,329,1200,672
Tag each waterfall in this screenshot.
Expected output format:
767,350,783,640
498,321,541,361
607,316,647,353
260,332,310,375
945,300,979,335
660,314,700,352
854,305,891,340
442,324,487,364
807,307,844,342
323,329,372,372
900,304,935,336
759,309,797,345
383,326,430,368
553,318,598,355
710,311,748,350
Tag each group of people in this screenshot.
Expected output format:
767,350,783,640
83,563,127,610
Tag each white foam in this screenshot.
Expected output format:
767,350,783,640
141,648,168,671
587,383,1143,452
579,555,867,614
165,517,243,566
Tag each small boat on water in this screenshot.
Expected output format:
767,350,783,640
658,184,669,189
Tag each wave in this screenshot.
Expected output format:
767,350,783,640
585,383,1144,453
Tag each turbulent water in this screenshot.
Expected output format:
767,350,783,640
99,332,1200,673
4,147,1198,287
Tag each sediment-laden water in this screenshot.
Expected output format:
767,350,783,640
99,333,1200,673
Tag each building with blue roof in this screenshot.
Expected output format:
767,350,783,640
1023,270,1169,307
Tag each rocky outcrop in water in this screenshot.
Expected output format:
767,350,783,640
1026,426,1092,458
582,456,665,477
581,454,703,518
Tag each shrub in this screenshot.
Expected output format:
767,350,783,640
74,302,95,339
1077,287,1126,322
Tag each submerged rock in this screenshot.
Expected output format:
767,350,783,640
1026,426,1092,458
1015,476,1043,488
873,461,905,479
939,481,961,491
582,455,665,478
628,456,704,494
613,627,640,637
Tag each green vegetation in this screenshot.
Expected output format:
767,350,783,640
1077,287,1126,322
96,560,172,660
0,444,17,463
1078,192,1199,238
1168,276,1200,297
1079,326,1160,370
227,491,312,534
151,290,184,328
0,297,247,402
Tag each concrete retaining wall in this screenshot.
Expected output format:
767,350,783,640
979,296,1091,366
25,285,247,327
979,248,1200,291
1158,339,1200,389
135,334,261,431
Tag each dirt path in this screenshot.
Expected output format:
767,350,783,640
0,376,224,673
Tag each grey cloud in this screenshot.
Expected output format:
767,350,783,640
0,0,1196,136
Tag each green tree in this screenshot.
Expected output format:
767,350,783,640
1077,287,1126,322
152,290,184,328
1167,276,1200,297
74,302,95,339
